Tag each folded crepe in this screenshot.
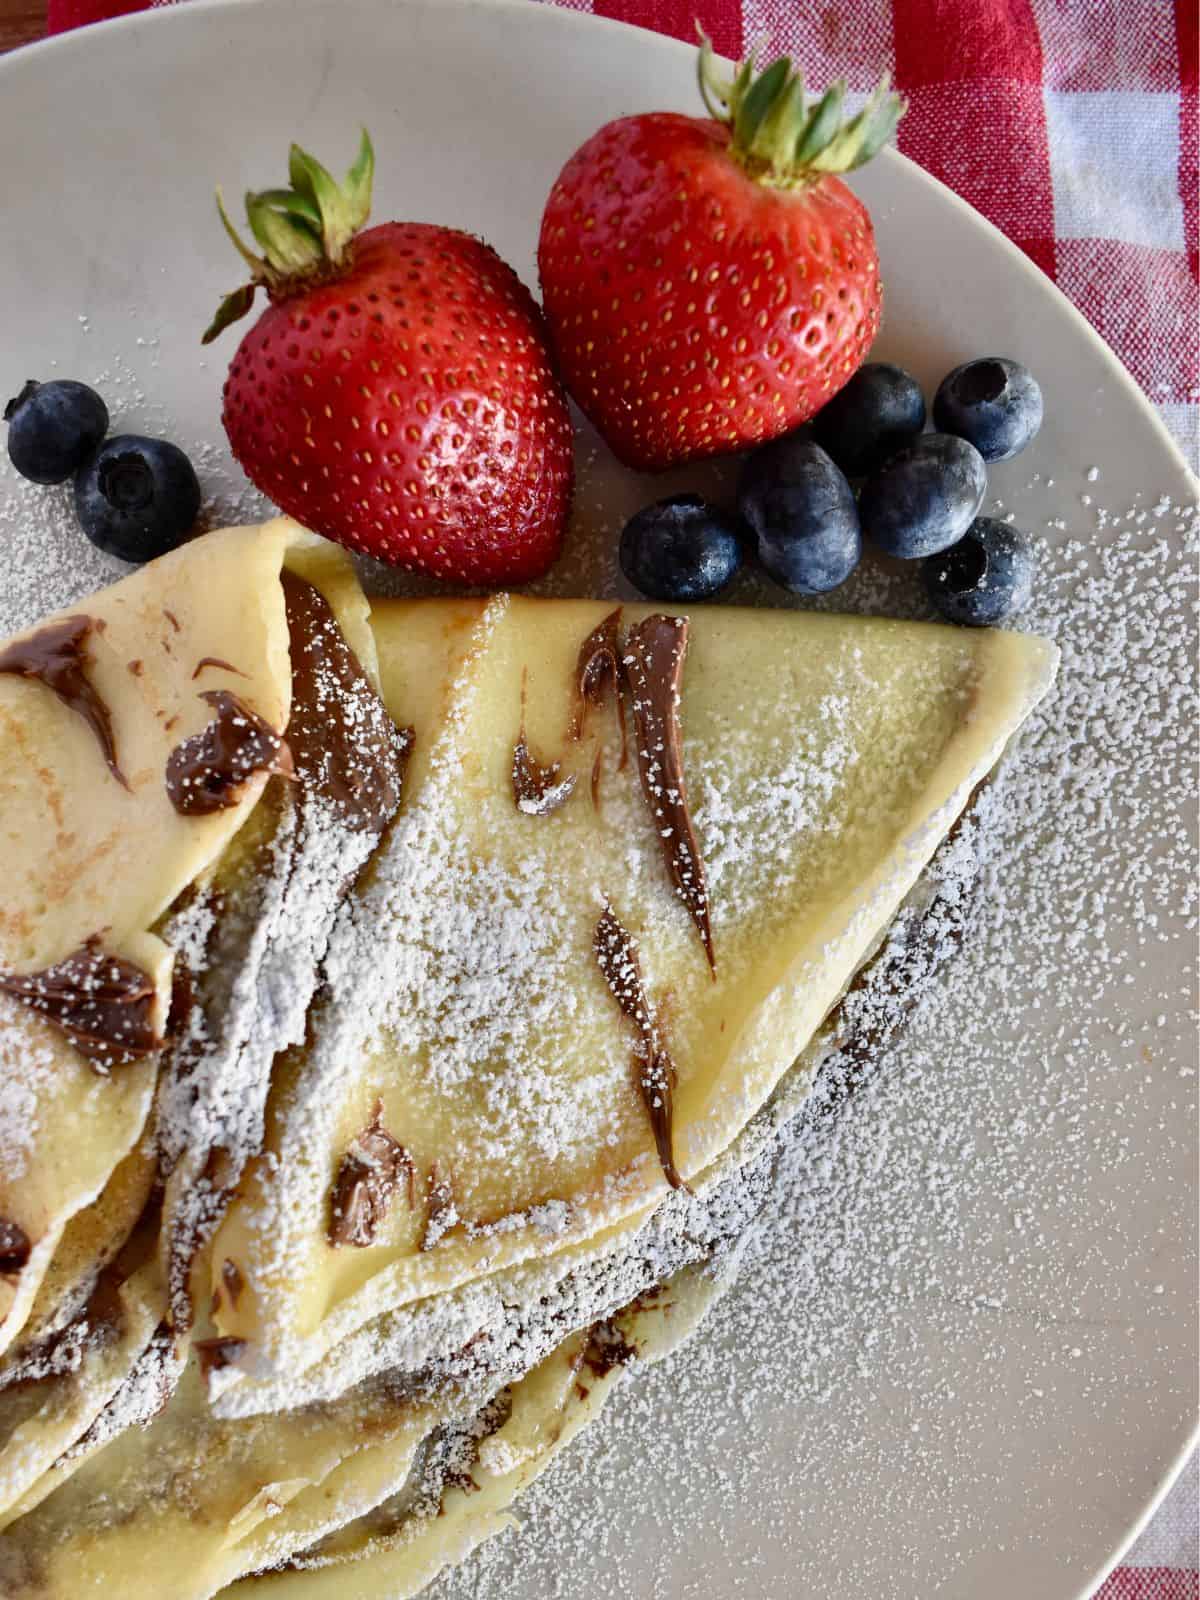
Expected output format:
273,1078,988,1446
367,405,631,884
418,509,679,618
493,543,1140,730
224,1254,735,1600
207,589,1055,1389
0,519,381,1355
0,519,1058,1597
0,520,408,1547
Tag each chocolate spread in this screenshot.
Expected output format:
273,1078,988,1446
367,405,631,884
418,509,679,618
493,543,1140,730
0,937,160,1070
0,1218,31,1275
194,1335,246,1379
191,656,246,680
512,731,576,816
621,616,715,973
280,571,412,833
164,690,292,816
568,607,627,772
582,1317,637,1378
593,904,686,1191
220,1258,245,1308
328,1101,415,1248
331,1100,416,1248
0,614,127,787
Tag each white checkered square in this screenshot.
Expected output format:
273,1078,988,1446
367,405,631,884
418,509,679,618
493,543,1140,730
739,0,893,91
1124,1450,1200,1570
1031,0,1181,93
1157,403,1200,472
1044,88,1186,250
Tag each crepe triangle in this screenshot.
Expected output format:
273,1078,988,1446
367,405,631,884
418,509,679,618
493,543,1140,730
208,590,1057,1385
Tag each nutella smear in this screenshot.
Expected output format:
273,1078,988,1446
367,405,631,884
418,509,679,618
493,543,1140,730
0,937,159,1069
165,690,292,816
0,613,127,786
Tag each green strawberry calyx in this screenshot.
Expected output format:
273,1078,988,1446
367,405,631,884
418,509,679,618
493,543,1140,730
202,130,374,344
697,33,905,189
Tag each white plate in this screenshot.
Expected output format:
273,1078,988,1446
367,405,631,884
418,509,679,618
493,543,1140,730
0,3,1195,1596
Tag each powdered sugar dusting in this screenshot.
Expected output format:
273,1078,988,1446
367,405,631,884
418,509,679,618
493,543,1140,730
0,364,1196,1595
693,696,853,923
157,583,412,1328
376,828,609,1117
0,999,52,1182
59,1327,183,1465
0,349,269,641
232,598,652,1356
216,780,983,1426
410,501,1199,1600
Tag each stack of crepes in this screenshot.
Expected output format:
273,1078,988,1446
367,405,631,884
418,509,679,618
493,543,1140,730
0,519,1057,1598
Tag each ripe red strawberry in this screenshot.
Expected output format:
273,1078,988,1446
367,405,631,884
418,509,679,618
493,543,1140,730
205,134,573,584
538,39,905,472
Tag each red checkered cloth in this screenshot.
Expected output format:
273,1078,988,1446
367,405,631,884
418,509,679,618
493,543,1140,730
45,0,1200,470
33,0,1200,1590
551,0,1199,471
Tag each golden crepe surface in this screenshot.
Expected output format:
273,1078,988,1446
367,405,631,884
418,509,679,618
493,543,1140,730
0,822,984,1600
208,591,1056,1392
223,1256,735,1600
0,519,381,1352
0,521,1058,1597
0,519,410,1547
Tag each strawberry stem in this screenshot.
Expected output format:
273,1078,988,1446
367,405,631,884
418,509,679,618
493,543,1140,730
202,129,374,344
696,32,905,187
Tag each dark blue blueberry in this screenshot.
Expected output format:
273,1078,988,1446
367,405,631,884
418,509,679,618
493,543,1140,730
932,357,1043,463
74,435,201,563
4,379,109,485
858,433,986,559
737,432,861,595
618,494,743,602
923,517,1035,626
812,362,926,476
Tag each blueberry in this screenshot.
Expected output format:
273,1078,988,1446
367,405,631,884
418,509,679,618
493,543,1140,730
923,517,1035,627
4,379,109,485
618,494,743,601
812,362,926,476
737,432,861,595
74,435,201,563
933,357,1043,463
858,434,986,560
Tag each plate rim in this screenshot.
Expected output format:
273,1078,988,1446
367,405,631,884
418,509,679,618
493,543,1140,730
1,0,1195,491
1082,1427,1200,1597
0,0,1195,1593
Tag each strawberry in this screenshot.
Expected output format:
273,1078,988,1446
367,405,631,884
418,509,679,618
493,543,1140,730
204,134,573,584
537,38,905,473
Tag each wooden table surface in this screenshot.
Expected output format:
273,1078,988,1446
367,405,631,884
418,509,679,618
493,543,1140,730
0,0,46,51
